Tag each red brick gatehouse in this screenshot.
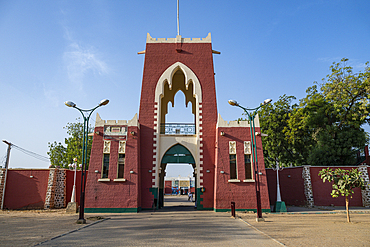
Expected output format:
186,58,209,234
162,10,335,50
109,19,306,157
84,33,270,213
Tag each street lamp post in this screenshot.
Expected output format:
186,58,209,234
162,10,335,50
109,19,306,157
65,99,109,224
272,158,287,212
68,158,78,203
228,98,272,221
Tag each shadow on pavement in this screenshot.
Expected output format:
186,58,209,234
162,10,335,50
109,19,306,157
157,195,197,212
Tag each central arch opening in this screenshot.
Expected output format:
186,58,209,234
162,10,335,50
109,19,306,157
159,144,197,210
160,69,196,135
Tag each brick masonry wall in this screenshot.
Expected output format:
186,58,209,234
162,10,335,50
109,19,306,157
214,126,270,210
4,170,49,209
266,166,368,207
0,169,83,210
266,167,306,206
139,42,217,209
54,169,66,208
45,169,56,209
358,165,370,207
0,169,49,209
85,125,140,209
310,166,363,207
44,169,66,209
302,166,315,207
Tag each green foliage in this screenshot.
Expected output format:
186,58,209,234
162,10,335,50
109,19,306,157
319,167,366,222
259,95,303,167
259,58,370,167
307,126,367,165
319,167,365,198
47,119,93,168
47,141,67,167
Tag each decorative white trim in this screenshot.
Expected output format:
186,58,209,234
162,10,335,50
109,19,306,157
95,113,139,128
146,33,211,44
155,62,202,101
243,179,255,183
113,178,126,182
98,178,110,182
244,141,251,154
118,141,126,154
104,126,127,136
229,141,236,154
103,141,111,154
228,179,241,183
153,62,203,189
217,114,260,128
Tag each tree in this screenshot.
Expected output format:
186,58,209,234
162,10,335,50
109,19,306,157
259,58,369,167
301,58,370,165
319,167,366,222
322,58,370,128
48,120,93,168
48,141,67,168
259,95,303,167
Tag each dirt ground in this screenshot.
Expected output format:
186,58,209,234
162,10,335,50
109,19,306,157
1,209,370,246
0,209,103,246
239,212,370,247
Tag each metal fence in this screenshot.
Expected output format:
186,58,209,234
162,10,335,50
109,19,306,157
160,123,196,135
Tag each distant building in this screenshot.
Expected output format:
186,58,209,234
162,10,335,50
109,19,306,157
84,33,270,212
164,176,195,195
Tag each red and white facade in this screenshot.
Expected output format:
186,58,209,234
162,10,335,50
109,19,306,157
85,33,270,212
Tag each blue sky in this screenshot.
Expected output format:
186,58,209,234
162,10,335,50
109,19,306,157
1,0,369,173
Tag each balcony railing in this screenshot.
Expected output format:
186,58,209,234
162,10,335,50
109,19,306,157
160,123,196,135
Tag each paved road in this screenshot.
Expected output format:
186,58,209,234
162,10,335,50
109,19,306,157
38,196,282,246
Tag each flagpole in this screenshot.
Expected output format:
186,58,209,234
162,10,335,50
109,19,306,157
177,0,180,35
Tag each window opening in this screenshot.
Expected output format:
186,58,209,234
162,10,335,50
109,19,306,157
117,154,125,178
230,154,237,179
102,154,110,178
245,154,252,179
166,91,194,123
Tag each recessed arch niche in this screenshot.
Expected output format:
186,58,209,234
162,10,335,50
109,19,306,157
154,62,202,128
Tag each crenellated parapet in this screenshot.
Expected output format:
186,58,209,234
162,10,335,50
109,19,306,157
216,114,260,128
95,113,139,127
146,33,211,44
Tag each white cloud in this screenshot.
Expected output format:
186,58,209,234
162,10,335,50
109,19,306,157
63,42,108,91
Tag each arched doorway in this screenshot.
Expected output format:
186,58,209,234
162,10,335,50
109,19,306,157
158,144,197,209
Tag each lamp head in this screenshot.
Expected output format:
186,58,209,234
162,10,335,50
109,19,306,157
228,100,239,106
64,101,76,108
99,99,109,106
262,99,272,105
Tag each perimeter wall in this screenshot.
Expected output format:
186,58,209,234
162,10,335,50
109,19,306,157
266,165,370,207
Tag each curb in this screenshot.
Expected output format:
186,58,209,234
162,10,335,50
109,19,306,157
270,211,370,215
34,217,110,246
238,217,285,246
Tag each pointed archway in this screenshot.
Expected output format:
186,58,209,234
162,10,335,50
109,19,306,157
158,144,197,208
